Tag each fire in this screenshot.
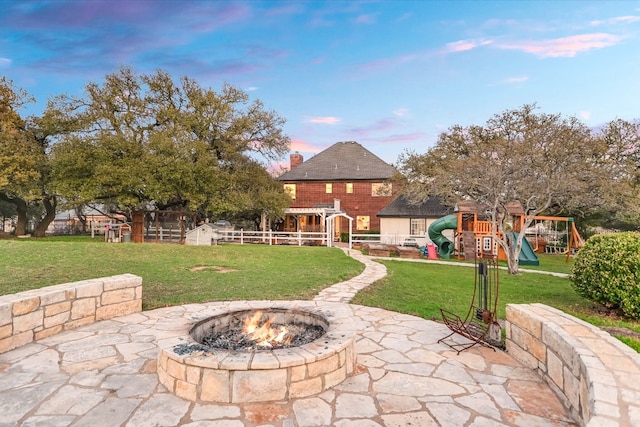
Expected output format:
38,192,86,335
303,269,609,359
242,311,292,348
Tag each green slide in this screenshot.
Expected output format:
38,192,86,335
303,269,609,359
427,214,458,259
515,232,540,266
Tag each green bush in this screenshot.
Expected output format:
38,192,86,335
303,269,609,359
571,232,640,319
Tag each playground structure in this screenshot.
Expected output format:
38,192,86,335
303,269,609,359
428,201,584,265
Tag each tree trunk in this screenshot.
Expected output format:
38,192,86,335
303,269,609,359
14,197,28,236
33,196,57,237
505,232,521,274
0,193,26,235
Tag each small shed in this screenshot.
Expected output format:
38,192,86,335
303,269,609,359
185,224,218,246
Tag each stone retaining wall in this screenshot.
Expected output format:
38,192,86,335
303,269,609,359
506,303,640,427
0,274,142,354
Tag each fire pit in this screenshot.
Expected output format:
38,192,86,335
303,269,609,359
193,308,327,351
157,301,357,403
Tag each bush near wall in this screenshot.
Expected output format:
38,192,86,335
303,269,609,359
571,232,640,319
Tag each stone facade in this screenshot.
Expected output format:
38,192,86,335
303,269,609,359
0,274,142,354
506,303,640,427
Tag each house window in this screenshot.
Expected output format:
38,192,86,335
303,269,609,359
325,183,333,194
357,215,370,231
346,182,353,194
283,184,296,200
410,218,426,235
371,182,392,197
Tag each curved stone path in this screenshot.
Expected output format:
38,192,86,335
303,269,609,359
0,248,576,426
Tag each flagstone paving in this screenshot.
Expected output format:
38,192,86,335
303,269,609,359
0,249,577,426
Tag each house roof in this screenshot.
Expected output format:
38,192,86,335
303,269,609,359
377,195,453,218
277,141,396,181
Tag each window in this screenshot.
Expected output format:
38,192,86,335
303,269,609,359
357,215,370,231
483,237,492,252
325,183,333,194
346,182,353,194
410,218,426,235
283,184,296,199
371,182,392,197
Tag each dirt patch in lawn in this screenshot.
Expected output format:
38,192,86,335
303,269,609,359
190,265,238,273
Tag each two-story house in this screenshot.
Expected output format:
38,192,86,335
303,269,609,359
276,141,397,239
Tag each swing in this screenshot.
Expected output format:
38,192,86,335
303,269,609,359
438,256,500,354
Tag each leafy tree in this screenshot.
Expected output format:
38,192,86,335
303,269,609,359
595,119,640,228
398,104,610,274
0,77,59,237
50,67,291,221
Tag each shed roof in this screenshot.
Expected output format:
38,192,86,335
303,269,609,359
277,141,396,181
377,195,453,218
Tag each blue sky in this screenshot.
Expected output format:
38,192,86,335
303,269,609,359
1,0,639,167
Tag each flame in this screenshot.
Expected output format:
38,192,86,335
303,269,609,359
242,311,292,348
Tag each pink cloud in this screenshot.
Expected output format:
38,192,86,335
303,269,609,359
499,33,621,58
590,15,640,26
443,39,493,53
381,132,425,143
353,13,376,24
290,139,321,153
348,118,399,137
306,116,341,124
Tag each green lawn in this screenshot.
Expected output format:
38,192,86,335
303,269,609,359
350,258,587,321
2,237,639,349
0,238,363,310
351,255,640,349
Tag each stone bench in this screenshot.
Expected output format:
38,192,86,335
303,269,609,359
0,274,142,354
506,303,640,427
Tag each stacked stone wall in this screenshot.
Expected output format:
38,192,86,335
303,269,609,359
506,303,640,427
0,274,142,354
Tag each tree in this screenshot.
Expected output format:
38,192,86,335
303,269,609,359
398,104,610,274
595,119,640,228
50,67,291,221
0,77,59,237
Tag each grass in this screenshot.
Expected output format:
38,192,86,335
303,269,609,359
351,254,640,350
350,258,588,321
0,238,364,310
2,237,639,350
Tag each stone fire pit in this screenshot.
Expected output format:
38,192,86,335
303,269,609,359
157,301,357,403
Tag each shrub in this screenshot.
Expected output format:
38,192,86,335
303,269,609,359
571,232,640,319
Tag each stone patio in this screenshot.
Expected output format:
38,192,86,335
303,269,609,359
0,249,577,426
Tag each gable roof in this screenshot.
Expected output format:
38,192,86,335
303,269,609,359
377,195,453,218
277,141,396,181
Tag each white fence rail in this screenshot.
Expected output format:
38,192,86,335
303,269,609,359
216,230,328,246
145,227,430,248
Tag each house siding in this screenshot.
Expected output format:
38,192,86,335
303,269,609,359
283,180,395,232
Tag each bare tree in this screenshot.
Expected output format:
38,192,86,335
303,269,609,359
399,104,610,274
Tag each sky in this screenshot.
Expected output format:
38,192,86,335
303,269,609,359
1,0,639,168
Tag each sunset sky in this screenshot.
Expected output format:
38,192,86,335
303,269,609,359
2,0,639,166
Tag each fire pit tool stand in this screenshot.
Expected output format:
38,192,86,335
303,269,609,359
438,255,500,354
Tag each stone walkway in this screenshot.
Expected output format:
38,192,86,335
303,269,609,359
0,249,577,427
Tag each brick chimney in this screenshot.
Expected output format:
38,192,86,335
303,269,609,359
290,153,303,169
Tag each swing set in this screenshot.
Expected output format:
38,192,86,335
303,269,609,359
526,216,584,262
